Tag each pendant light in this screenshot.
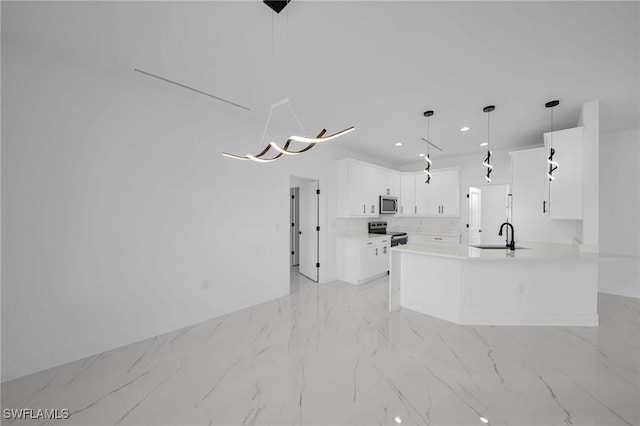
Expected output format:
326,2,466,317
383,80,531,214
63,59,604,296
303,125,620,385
546,100,559,181
222,1,354,162
482,105,495,183
423,110,434,184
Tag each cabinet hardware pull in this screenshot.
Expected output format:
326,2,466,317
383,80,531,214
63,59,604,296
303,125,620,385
414,206,417,214
376,248,378,255
543,200,547,213
363,204,365,213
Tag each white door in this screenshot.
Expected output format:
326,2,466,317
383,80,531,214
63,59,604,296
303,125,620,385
468,187,482,245
510,148,551,242
545,127,584,219
299,181,318,282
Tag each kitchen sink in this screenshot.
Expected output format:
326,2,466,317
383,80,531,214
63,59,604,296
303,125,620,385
470,245,528,250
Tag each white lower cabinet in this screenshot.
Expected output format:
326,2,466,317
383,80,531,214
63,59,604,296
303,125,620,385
409,233,461,244
337,237,390,285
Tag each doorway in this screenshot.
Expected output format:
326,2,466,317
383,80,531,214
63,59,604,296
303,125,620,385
467,184,511,245
290,176,319,284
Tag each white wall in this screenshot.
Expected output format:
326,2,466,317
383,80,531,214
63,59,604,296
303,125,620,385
0,43,378,381
598,128,640,298
578,101,600,250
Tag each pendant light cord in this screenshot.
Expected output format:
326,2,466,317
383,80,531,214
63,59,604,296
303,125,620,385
487,110,491,152
550,106,554,148
285,9,305,135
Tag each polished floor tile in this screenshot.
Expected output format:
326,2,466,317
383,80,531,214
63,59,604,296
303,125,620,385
2,271,639,426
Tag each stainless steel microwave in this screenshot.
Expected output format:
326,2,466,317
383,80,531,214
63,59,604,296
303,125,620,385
379,195,398,214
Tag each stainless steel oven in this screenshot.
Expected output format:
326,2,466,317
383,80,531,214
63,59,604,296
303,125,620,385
368,221,407,246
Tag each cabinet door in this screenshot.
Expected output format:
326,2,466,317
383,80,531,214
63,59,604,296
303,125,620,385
545,127,583,219
400,174,416,215
360,245,378,281
348,163,376,216
441,169,460,216
510,148,550,241
416,172,441,215
375,244,390,276
389,173,401,197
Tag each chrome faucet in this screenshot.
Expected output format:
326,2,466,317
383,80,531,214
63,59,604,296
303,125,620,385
498,222,515,250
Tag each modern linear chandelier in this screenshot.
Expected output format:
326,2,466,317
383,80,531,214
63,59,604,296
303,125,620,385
222,0,354,163
223,98,354,162
423,110,434,184
546,100,560,181
482,105,495,183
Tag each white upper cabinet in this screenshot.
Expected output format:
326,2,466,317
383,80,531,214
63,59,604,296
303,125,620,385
544,127,584,219
440,169,460,216
336,159,400,218
400,168,460,217
348,161,377,216
399,174,416,215
376,169,400,198
337,159,459,218
416,172,441,215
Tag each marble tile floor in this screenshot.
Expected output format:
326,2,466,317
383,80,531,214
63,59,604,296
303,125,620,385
2,271,639,426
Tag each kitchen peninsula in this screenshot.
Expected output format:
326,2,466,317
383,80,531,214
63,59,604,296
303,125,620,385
389,242,599,326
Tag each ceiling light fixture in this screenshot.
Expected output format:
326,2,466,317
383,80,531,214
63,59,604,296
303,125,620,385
546,100,560,181
480,142,488,147
460,126,470,132
418,153,425,157
222,1,354,162
479,417,489,424
395,142,403,146
423,110,435,184
482,105,495,183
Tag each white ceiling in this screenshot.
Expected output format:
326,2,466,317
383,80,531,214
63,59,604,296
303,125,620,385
3,1,639,166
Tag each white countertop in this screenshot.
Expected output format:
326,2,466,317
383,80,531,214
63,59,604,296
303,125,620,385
392,242,602,260
338,233,390,241
387,226,460,237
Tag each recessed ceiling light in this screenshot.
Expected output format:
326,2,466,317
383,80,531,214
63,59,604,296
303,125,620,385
394,417,402,424
479,417,489,424
418,153,425,157
460,126,470,132
395,142,403,146
480,142,488,147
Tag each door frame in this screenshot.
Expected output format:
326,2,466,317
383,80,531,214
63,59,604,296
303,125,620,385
288,174,326,286
290,187,300,267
